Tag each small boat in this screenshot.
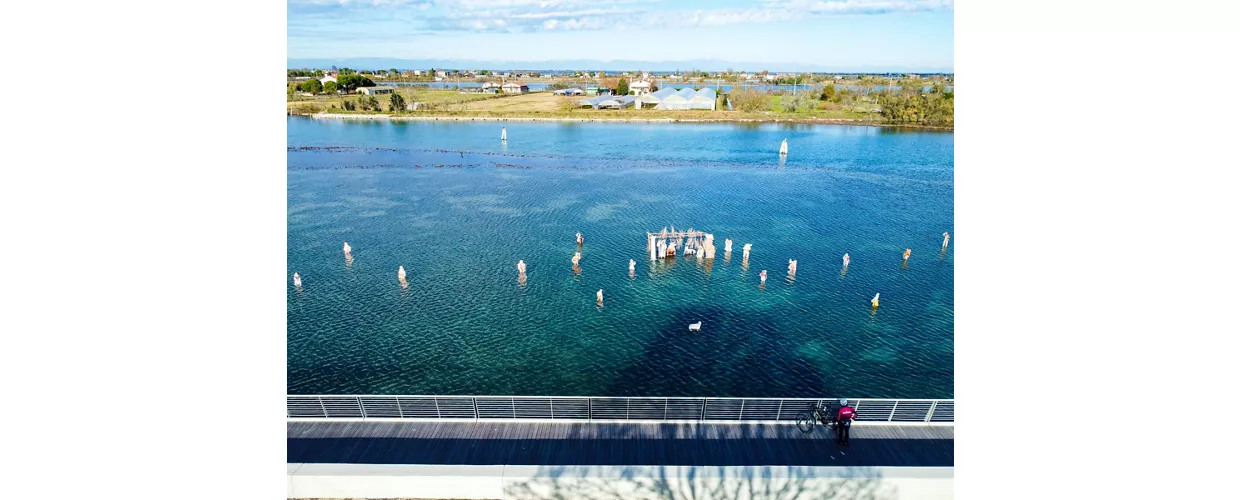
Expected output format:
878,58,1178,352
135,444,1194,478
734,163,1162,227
688,322,702,332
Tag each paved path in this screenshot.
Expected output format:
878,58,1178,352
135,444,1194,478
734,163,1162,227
288,422,953,467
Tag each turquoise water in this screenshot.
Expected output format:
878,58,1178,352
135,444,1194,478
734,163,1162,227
287,117,953,398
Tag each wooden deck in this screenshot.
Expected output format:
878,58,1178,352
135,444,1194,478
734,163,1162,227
288,421,953,467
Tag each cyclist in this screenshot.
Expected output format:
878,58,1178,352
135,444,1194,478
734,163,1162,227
836,398,856,445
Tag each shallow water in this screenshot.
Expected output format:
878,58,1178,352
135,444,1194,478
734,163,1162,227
287,117,953,398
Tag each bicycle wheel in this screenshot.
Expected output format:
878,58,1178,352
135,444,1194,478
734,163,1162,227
795,411,815,434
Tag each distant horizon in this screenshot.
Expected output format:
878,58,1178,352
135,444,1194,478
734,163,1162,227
286,57,954,74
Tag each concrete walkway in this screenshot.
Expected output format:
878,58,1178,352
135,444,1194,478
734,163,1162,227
287,464,954,500
289,421,953,467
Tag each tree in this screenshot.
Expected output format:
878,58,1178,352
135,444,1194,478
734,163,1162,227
337,73,375,93
342,99,356,111
366,96,379,111
820,84,836,101
297,79,323,94
617,78,629,95
389,68,399,76
782,92,815,113
323,81,338,94
730,88,768,112
389,93,407,112
480,70,489,75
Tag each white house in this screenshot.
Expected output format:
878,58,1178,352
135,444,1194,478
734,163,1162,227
436,70,446,78
413,70,423,76
480,81,502,93
501,82,529,94
629,80,654,95
320,73,337,86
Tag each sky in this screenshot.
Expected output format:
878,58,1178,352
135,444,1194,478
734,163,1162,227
287,0,954,72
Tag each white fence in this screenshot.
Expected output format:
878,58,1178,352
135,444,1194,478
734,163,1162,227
287,396,953,423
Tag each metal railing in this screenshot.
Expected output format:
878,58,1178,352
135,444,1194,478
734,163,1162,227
287,395,953,423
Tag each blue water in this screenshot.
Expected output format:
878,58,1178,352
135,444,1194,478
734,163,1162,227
288,117,953,398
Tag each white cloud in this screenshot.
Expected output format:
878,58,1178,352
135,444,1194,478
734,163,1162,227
291,0,951,33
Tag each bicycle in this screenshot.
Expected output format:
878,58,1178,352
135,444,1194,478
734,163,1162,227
794,402,837,434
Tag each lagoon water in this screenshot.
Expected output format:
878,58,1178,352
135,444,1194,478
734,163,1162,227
288,117,953,398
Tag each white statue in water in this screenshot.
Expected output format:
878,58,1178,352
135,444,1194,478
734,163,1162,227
517,260,527,274
843,253,850,267
398,265,406,281
760,270,767,283
572,252,581,266
292,273,301,287
629,259,636,272
788,259,797,273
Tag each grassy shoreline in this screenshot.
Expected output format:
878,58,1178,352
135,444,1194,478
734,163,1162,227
286,89,953,130
294,111,951,131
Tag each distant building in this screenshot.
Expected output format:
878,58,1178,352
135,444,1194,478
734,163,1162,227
413,70,423,76
320,74,337,85
358,86,395,96
481,81,502,93
436,70,446,78
629,80,654,95
501,82,529,94
553,88,584,96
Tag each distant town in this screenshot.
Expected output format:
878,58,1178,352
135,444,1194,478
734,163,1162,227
287,67,953,128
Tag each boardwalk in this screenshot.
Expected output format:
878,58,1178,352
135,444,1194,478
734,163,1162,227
288,421,953,467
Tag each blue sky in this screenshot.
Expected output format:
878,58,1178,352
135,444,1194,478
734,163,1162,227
288,0,954,71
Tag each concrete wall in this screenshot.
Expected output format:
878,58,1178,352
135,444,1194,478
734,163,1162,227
288,464,953,500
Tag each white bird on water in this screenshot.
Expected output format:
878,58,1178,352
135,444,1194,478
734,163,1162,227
688,321,702,332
